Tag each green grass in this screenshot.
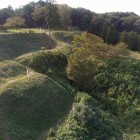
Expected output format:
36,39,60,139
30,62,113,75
0,72,73,140
15,52,37,66
8,28,47,34
0,29,76,140
0,49,73,139
53,31,75,43
1,29,140,140
0,31,56,60
0,60,27,79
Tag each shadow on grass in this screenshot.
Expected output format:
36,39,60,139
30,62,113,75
0,32,56,61
53,31,75,44
0,73,73,140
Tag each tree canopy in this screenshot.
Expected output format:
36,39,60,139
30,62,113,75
0,1,140,51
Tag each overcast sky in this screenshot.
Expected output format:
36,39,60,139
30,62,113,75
0,0,140,15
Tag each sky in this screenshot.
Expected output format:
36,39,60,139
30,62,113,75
0,0,140,16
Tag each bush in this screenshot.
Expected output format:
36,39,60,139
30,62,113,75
30,50,68,74
67,32,128,92
47,93,122,140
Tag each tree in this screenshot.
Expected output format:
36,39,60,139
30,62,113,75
106,25,119,44
121,15,138,32
88,15,103,36
71,8,92,31
72,32,104,48
100,20,110,40
127,31,139,51
57,4,72,29
0,5,14,25
35,0,46,8
45,0,60,35
67,32,128,91
4,17,25,28
120,31,128,43
67,32,105,91
67,47,100,91
20,2,36,27
32,7,46,27
120,31,140,51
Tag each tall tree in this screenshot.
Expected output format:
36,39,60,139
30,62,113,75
67,32,127,91
32,7,46,27
57,4,72,29
127,31,139,51
106,25,119,44
120,31,129,43
71,8,92,31
35,0,46,8
0,5,14,25
45,0,60,35
120,31,140,51
21,2,35,27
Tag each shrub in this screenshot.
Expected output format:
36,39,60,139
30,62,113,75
30,50,68,74
47,92,122,140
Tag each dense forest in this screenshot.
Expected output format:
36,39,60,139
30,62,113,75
0,0,140,140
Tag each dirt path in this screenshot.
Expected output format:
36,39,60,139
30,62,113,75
2,70,34,85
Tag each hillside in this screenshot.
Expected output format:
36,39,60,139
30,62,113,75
0,29,74,140
0,29,55,60
0,1,140,139
0,64,73,140
0,29,140,140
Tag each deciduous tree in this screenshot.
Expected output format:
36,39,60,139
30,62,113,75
57,4,72,29
45,0,60,35
4,17,25,28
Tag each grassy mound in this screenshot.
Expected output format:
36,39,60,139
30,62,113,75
0,32,56,60
0,60,27,80
0,73,73,140
15,52,36,66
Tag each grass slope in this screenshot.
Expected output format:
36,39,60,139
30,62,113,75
0,60,27,79
0,31,55,60
0,72,73,140
0,30,77,140
2,29,140,140
0,60,27,87
15,52,37,66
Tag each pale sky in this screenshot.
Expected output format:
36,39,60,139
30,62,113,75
0,0,140,16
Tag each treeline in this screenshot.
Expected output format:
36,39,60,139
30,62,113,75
1,0,140,50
